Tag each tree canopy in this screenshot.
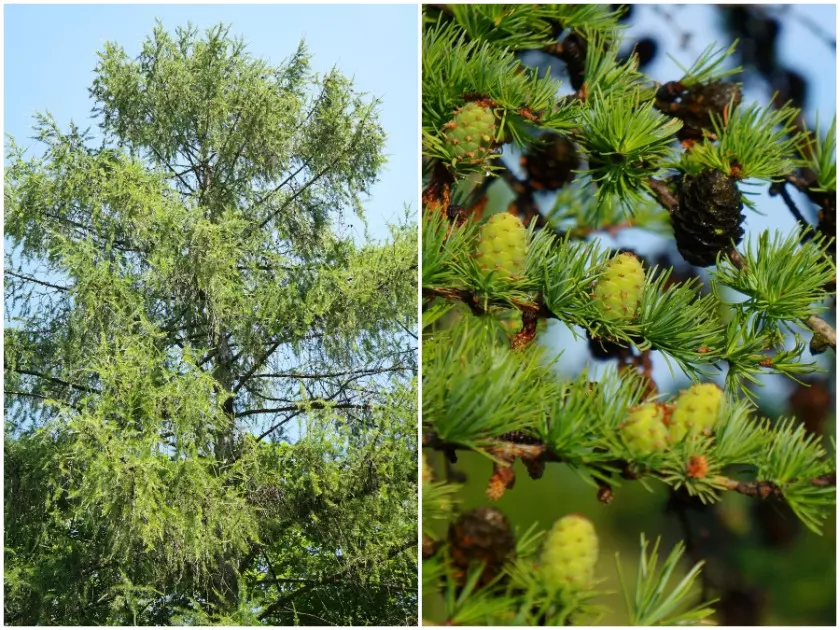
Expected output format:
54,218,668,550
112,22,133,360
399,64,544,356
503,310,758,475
5,22,417,625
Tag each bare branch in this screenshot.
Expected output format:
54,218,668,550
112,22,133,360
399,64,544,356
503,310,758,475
5,365,100,394
5,270,71,292
236,401,370,419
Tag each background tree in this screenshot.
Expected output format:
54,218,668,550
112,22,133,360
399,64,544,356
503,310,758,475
5,22,417,625
421,4,835,625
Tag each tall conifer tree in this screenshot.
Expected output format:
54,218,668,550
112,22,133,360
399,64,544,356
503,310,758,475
5,22,417,625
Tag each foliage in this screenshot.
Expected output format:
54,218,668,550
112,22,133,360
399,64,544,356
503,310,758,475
422,470,714,626
5,22,417,626
421,4,835,626
617,535,715,626
798,114,837,192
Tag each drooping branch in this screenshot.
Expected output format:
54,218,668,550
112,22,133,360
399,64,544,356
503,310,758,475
5,389,83,412
256,538,415,622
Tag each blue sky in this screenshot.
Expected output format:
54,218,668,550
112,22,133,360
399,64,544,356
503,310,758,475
4,4,419,241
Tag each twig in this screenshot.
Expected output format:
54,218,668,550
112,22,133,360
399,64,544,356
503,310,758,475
726,248,837,350
423,431,836,500
768,180,813,241
804,315,837,348
5,270,71,292
422,287,553,320
5,366,100,394
647,177,680,213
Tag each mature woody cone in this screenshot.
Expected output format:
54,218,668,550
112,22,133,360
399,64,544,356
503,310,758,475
673,169,745,267
655,81,741,140
521,133,579,191
683,82,742,122
448,507,516,585
587,330,625,361
788,378,832,435
558,32,587,92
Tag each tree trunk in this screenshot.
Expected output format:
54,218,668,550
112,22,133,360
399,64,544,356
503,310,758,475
210,329,240,612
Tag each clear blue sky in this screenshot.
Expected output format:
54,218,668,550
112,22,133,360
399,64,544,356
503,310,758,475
4,4,419,241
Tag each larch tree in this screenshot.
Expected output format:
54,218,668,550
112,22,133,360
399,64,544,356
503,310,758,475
5,22,417,626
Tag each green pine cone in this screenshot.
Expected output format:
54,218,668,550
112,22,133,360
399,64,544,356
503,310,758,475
620,403,668,456
442,102,498,170
593,253,645,321
475,213,529,280
541,514,599,592
667,383,723,443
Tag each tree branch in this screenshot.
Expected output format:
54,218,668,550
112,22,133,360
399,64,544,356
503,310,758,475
423,431,836,500
256,538,415,621
5,389,83,412
804,314,837,348
236,401,370,419
254,411,302,442
232,338,284,394
251,365,408,380
148,144,196,194
256,106,375,231
5,365,100,394
5,270,71,292
647,176,680,213
725,249,836,350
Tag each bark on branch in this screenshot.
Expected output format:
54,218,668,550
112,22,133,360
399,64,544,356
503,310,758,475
423,431,836,501
257,538,415,621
